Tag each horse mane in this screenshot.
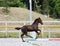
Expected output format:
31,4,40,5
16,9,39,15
32,18,38,25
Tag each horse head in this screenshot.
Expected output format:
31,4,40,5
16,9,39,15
37,17,43,25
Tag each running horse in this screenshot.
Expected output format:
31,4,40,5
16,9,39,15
15,17,43,42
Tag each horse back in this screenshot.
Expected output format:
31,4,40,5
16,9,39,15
23,25,38,31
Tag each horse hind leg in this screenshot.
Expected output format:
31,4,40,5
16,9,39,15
21,33,25,42
25,34,33,38
22,31,33,38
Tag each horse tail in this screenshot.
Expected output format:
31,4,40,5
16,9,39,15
15,27,21,30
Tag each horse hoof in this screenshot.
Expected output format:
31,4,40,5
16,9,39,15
31,37,33,38
23,41,25,42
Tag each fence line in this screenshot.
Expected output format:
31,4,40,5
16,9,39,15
0,21,60,23
0,21,60,38
0,21,60,28
0,25,60,28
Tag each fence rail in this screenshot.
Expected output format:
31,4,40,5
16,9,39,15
0,21,60,38
0,21,60,23
0,25,60,28
0,21,60,28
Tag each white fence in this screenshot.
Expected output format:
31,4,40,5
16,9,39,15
0,21,60,38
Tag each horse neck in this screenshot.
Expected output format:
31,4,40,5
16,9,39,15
32,21,38,26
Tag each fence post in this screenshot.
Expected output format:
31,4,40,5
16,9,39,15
41,25,44,38
19,30,20,38
48,28,51,38
5,22,8,37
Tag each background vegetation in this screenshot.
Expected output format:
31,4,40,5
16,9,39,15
0,0,60,38
0,0,60,19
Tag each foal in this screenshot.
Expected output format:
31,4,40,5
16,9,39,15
15,17,43,42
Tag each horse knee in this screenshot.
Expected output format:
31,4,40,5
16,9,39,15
40,30,41,32
38,29,41,33
21,34,24,38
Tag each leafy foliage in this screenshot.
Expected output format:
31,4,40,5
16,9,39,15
7,0,24,7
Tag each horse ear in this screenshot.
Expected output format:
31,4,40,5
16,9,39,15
36,17,40,20
38,17,40,19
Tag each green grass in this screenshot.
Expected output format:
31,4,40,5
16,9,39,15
0,32,60,38
7,32,19,38
0,32,19,38
0,32,6,38
42,32,60,38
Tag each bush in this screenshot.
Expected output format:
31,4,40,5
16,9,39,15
2,7,10,14
7,0,24,7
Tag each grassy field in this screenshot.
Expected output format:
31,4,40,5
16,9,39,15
0,32,60,38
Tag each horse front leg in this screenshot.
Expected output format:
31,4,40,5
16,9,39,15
38,29,41,33
35,31,40,39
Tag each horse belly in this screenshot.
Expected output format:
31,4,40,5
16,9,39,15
27,30,34,32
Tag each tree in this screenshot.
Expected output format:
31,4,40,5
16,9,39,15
7,0,24,7
0,0,60,18
2,0,9,15
49,0,60,18
55,0,60,18
42,0,50,16
33,0,41,12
